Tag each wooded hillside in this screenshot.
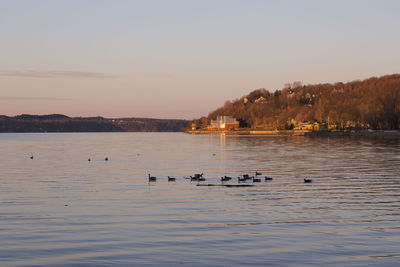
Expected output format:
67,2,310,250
192,74,400,130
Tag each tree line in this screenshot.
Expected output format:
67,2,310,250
0,114,189,132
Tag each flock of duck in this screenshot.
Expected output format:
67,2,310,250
28,155,313,185
148,172,313,186
30,155,108,161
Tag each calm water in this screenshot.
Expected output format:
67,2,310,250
1,133,400,266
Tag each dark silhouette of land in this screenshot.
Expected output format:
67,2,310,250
0,114,189,132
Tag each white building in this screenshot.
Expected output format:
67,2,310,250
209,116,239,130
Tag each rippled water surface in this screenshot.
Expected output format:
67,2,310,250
1,133,400,266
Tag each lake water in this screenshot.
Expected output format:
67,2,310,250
1,133,400,266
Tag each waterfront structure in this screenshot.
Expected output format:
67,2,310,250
295,121,314,131
294,121,329,131
208,116,239,130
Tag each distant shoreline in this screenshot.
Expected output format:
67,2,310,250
0,114,189,132
185,129,400,137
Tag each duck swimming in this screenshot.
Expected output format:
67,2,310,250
148,174,156,182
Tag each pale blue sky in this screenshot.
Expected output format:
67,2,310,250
1,0,399,119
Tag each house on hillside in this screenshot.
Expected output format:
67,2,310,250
255,96,267,103
208,116,239,130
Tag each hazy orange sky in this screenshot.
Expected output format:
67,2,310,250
1,0,399,119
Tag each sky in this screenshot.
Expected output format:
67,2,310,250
1,0,399,119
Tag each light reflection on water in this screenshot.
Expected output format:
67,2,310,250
1,133,400,266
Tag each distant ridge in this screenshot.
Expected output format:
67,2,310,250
0,114,189,132
14,114,70,120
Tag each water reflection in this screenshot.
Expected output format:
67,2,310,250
0,133,399,266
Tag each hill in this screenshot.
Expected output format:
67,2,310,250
190,74,400,131
0,114,189,132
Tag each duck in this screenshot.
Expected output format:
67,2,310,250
255,171,262,176
238,176,247,183
105,157,108,161
253,177,261,183
246,175,254,181
148,174,157,182
221,176,232,183
242,174,252,180
191,173,204,181
265,176,273,181
88,158,91,162
304,178,313,183
194,173,204,178
168,176,176,182
30,155,34,159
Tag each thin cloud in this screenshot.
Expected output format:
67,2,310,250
0,96,72,101
143,74,175,78
0,70,118,79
